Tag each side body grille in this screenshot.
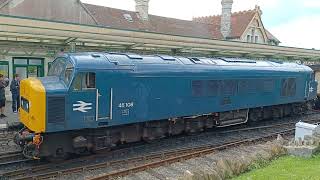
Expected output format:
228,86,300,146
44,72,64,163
47,96,65,124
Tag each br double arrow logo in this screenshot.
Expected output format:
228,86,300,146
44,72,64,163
73,101,92,113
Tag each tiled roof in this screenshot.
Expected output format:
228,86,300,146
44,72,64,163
0,1,279,42
84,4,215,39
193,10,256,39
84,4,278,42
266,29,280,42
0,0,9,7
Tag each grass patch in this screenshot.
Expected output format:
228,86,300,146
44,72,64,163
233,153,320,180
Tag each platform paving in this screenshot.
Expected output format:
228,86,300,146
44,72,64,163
0,101,19,125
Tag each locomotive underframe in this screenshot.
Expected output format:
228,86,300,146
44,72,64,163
16,102,311,159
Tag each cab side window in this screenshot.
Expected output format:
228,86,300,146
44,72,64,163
86,73,96,89
72,72,96,91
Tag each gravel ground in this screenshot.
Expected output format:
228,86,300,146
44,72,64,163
55,120,295,180
0,101,19,124
120,140,287,180
0,139,19,152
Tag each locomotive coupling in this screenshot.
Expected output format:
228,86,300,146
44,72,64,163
14,129,34,146
14,129,43,159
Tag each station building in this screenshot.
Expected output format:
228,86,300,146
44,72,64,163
0,0,319,100
0,0,280,79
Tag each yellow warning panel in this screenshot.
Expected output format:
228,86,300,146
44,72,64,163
19,78,46,133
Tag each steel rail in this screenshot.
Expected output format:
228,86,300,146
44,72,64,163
0,151,31,166
0,151,22,159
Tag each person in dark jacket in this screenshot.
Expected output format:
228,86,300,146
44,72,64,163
10,74,20,113
0,74,8,117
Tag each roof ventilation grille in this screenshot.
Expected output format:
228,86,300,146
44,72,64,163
156,55,176,61
220,58,256,64
123,14,133,22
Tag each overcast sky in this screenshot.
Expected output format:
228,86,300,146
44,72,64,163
81,0,320,49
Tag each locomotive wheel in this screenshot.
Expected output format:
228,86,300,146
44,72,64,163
23,143,40,159
47,147,69,162
249,110,260,122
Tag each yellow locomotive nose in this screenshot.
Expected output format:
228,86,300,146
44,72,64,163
19,78,46,133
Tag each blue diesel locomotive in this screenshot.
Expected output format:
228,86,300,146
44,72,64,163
15,52,317,159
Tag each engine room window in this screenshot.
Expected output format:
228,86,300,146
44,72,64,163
221,80,237,96
192,80,204,97
281,78,296,97
72,72,96,91
207,80,220,96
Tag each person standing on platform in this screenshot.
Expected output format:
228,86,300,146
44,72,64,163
10,74,20,113
0,74,9,118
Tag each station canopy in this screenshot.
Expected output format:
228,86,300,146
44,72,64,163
0,14,319,61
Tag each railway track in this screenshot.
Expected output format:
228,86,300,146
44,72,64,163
90,133,287,180
0,151,30,167
2,115,319,180
0,128,19,149
89,120,319,180
0,136,15,147
0,130,14,140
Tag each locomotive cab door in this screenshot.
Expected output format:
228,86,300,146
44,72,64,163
68,72,98,128
95,73,112,122
69,71,112,127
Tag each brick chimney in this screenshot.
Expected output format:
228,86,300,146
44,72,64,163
221,0,233,38
135,0,150,21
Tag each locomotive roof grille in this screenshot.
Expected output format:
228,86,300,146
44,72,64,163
70,52,308,70
189,57,205,64
125,54,143,60
107,52,143,60
190,57,201,61
156,55,176,61
91,54,101,58
268,59,284,64
220,57,256,63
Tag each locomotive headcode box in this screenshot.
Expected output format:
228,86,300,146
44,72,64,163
295,122,318,141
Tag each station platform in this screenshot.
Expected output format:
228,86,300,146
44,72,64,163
0,101,19,124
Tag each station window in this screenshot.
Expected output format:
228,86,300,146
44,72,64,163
255,36,259,43
0,61,9,78
247,35,251,42
13,57,44,78
72,72,96,91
